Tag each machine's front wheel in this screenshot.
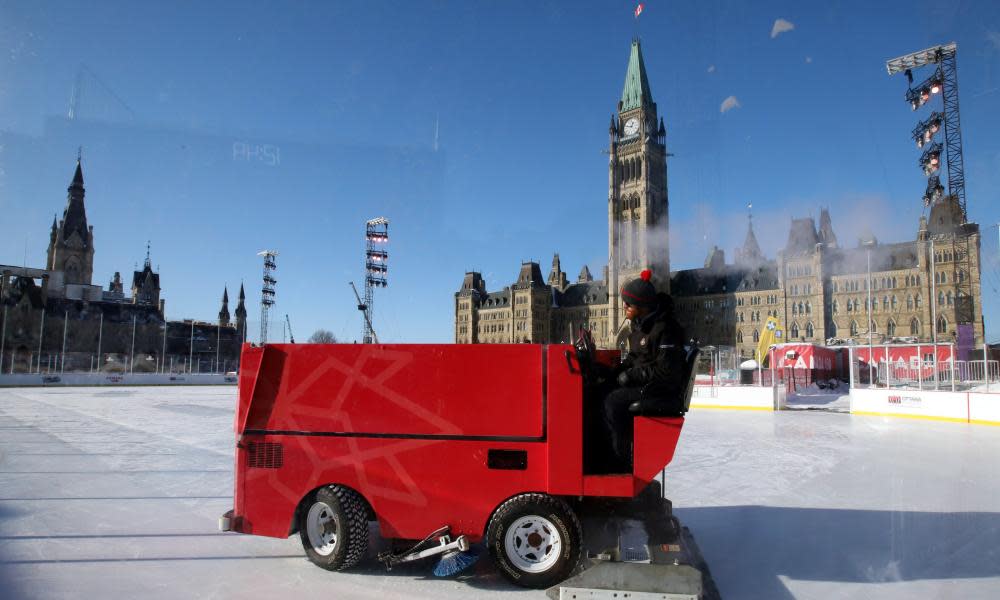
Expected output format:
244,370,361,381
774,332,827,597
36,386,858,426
487,493,582,588
298,485,369,570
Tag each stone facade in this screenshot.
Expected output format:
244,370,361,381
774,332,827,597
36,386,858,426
453,41,985,356
0,159,247,372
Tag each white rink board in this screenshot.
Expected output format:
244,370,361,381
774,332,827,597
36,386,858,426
851,388,968,422
690,385,774,410
0,372,236,387
968,393,1000,426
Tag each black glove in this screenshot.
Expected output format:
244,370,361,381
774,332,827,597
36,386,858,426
617,371,631,387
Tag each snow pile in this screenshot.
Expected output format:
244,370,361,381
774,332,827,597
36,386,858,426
787,379,850,412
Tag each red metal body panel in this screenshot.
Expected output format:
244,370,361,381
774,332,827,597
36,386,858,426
229,343,684,542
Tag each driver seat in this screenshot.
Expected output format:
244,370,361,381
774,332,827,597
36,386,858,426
627,345,700,416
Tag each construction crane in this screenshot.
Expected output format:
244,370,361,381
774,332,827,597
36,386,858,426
285,314,295,344
349,281,379,344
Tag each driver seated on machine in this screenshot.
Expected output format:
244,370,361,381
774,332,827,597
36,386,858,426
598,269,687,472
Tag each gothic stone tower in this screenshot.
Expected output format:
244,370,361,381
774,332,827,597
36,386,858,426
607,39,669,343
47,159,95,285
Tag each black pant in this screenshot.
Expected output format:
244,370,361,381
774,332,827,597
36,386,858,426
601,386,643,469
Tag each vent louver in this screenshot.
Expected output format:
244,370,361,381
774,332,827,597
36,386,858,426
247,442,284,469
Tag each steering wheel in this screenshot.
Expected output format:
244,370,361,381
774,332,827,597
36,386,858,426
573,326,597,379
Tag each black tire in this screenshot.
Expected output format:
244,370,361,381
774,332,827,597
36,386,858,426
298,485,369,570
486,493,582,588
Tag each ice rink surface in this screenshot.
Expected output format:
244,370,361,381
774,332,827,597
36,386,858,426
1,386,998,600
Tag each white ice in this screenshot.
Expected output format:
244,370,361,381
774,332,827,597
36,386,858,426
1,386,999,599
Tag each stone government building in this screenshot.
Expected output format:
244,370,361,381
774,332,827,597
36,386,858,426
0,159,247,372
454,40,984,358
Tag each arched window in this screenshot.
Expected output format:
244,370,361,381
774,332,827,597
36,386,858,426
798,302,804,315
916,275,921,286
871,321,877,334
805,302,811,314
791,323,800,339
829,322,837,337
910,318,920,336
891,295,897,309
637,159,642,178
947,291,953,306
938,291,945,306
915,294,922,308
753,329,760,343
833,300,839,314
887,319,896,337
937,315,948,334
792,303,798,315
907,295,913,310
806,322,814,338
850,321,858,336
737,331,743,343
883,296,889,310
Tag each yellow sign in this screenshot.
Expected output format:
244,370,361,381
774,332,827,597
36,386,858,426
756,316,784,366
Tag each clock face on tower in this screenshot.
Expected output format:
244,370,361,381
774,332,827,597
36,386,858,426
623,117,639,136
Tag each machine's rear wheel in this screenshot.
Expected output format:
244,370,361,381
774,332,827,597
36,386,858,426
487,493,582,588
298,485,369,570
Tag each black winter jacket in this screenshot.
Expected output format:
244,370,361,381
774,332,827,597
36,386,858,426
621,293,688,394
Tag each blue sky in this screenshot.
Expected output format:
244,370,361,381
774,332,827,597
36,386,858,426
2,1,1000,343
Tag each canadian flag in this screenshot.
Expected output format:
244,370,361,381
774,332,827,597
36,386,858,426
635,3,644,18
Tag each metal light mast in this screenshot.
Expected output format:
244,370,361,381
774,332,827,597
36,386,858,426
886,42,966,220
360,217,389,344
887,42,975,335
257,250,278,344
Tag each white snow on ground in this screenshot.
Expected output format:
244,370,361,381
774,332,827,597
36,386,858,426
786,380,851,412
2,386,1000,599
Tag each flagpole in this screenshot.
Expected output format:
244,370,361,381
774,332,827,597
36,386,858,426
867,249,873,385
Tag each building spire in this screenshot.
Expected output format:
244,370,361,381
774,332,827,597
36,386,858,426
71,157,84,188
620,39,654,112
61,154,89,241
219,285,231,326
818,207,838,248
737,203,762,264
144,240,152,269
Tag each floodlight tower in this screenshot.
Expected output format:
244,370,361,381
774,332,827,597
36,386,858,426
886,42,966,219
360,217,389,344
257,250,278,344
888,42,976,334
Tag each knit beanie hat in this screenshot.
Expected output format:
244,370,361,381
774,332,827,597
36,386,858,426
621,269,657,308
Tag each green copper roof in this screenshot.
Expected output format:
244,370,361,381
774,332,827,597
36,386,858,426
620,40,653,112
